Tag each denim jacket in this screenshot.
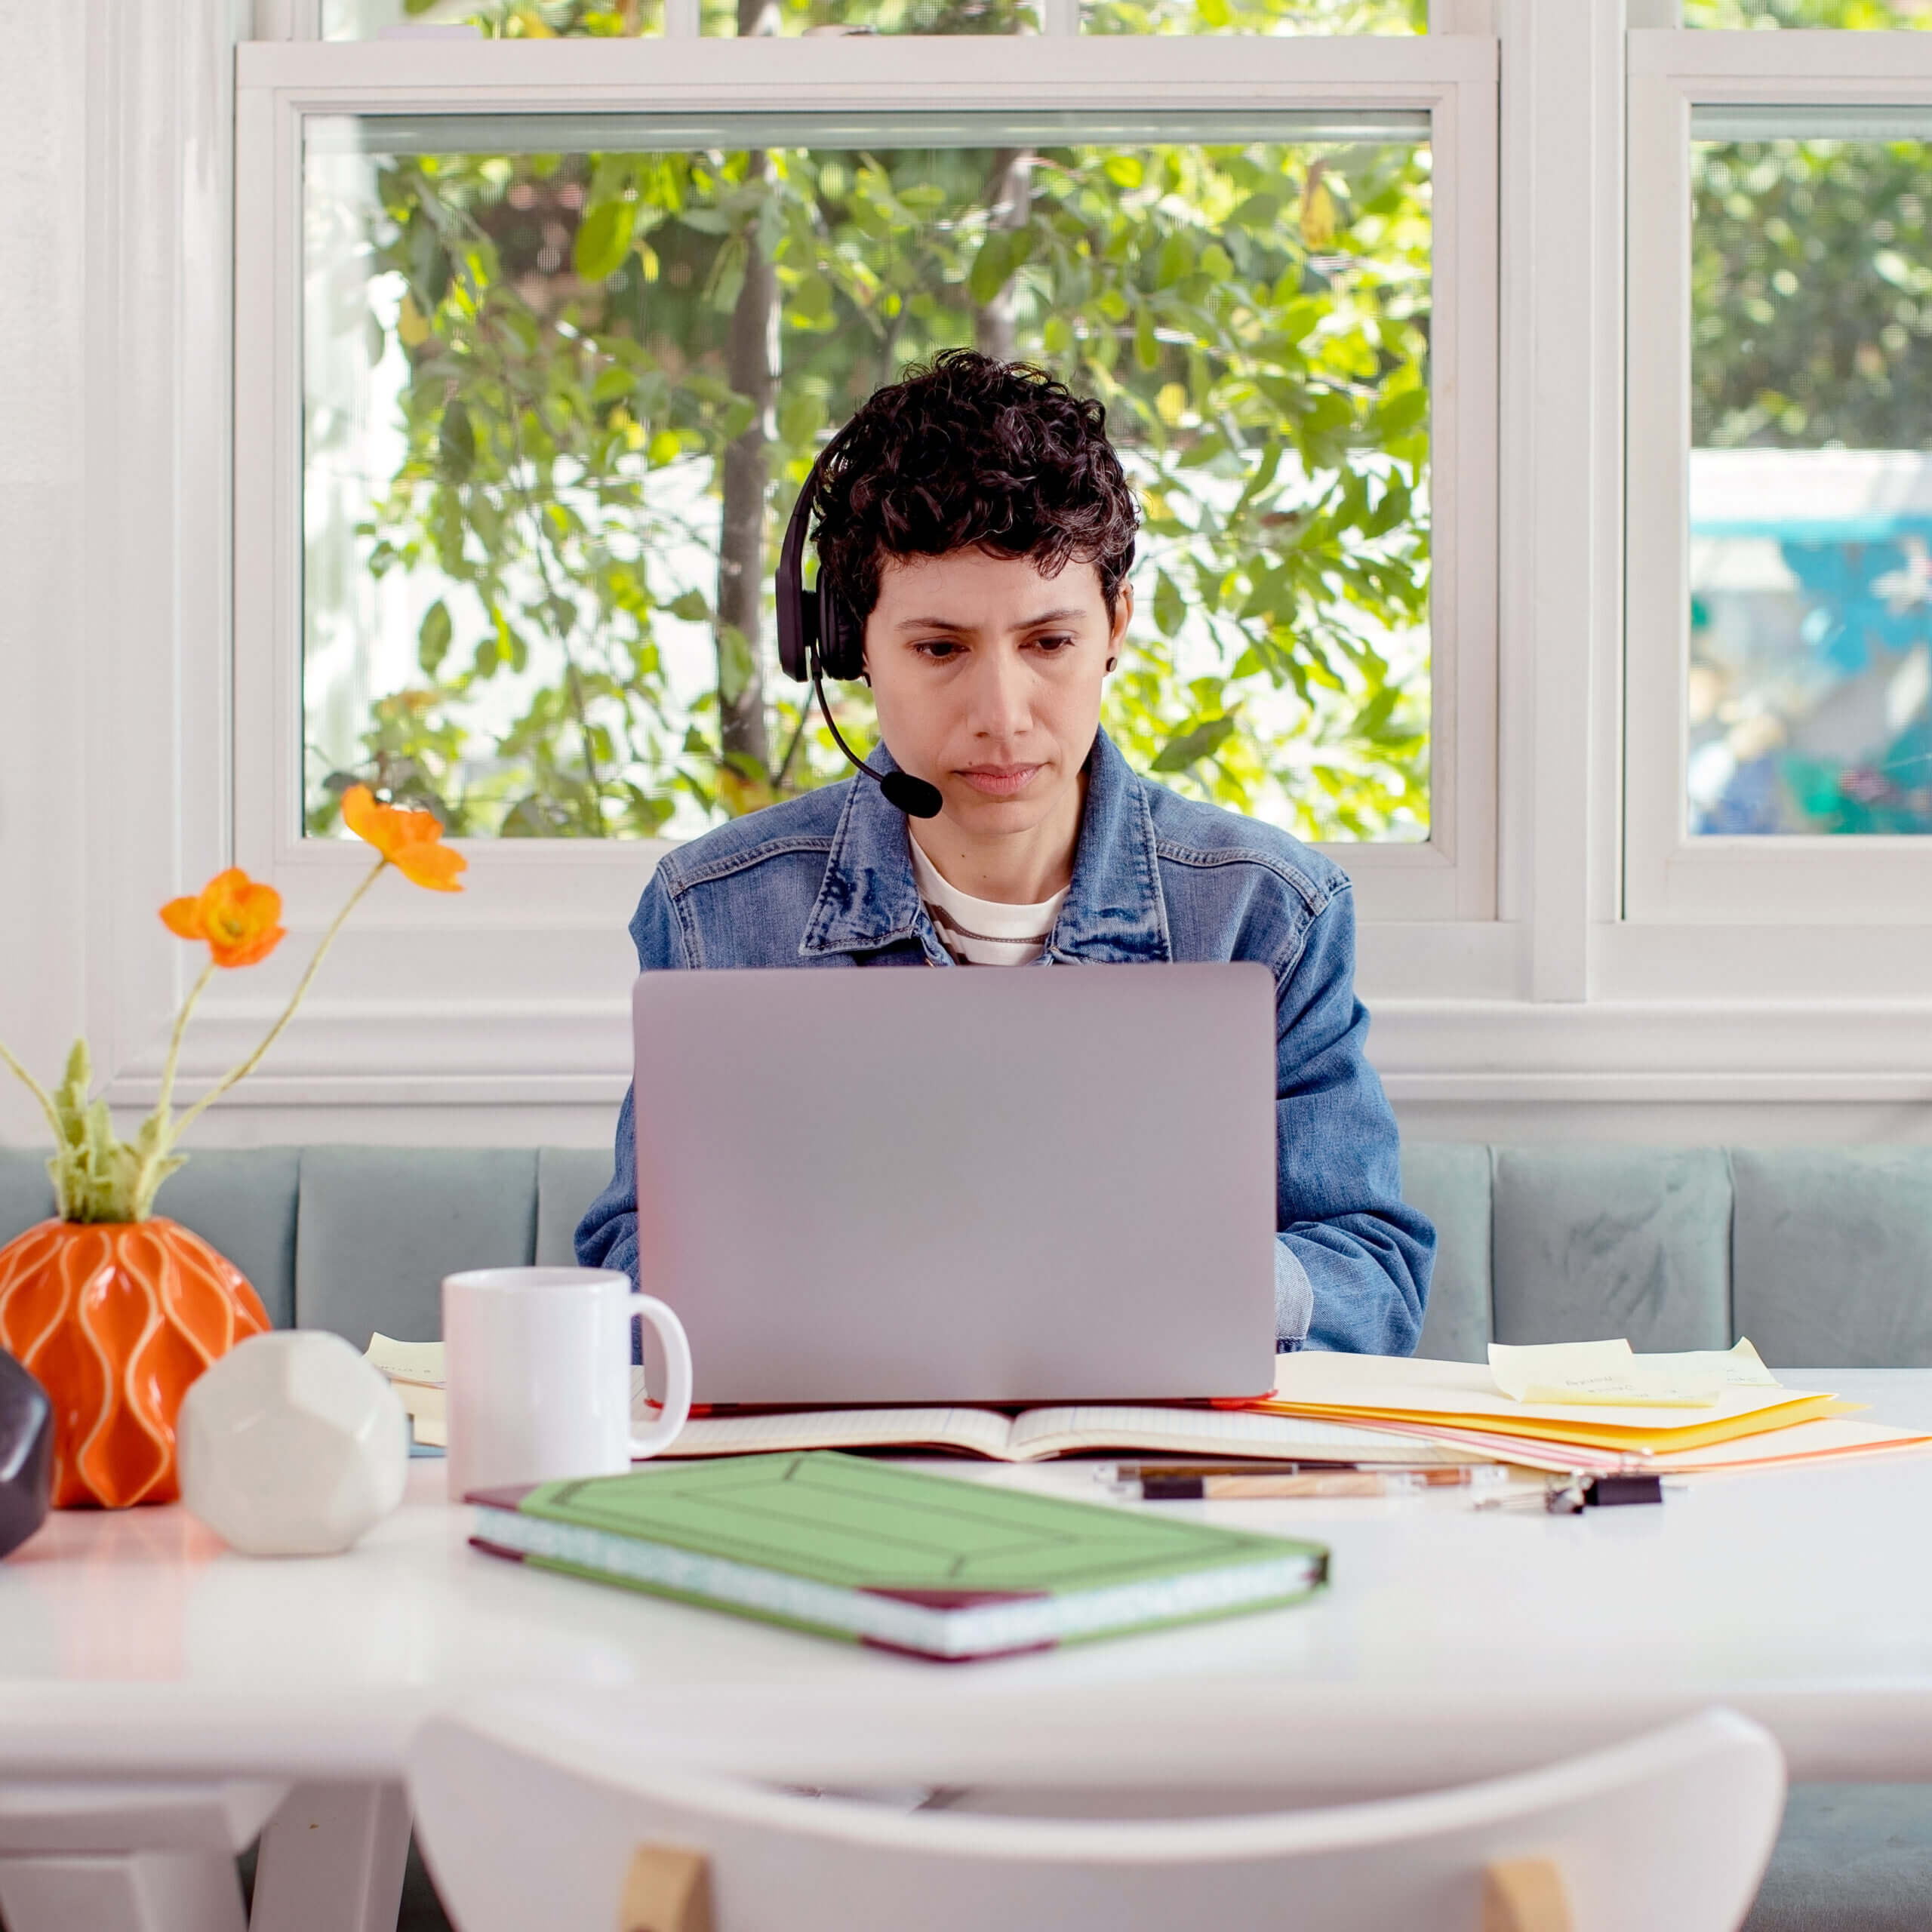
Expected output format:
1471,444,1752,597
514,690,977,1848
576,729,1434,1354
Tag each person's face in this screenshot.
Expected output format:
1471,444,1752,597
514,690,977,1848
863,548,1132,839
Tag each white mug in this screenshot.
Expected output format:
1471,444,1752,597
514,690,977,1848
442,1267,692,1499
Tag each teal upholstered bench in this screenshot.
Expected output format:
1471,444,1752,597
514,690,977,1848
5,1141,1930,1364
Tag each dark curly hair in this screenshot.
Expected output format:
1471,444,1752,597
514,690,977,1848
811,349,1140,625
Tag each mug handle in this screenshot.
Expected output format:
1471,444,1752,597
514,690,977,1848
626,1294,694,1459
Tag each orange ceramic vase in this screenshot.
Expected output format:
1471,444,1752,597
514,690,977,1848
0,1220,270,1508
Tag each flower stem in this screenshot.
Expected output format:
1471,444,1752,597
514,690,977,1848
122,958,218,1220
155,959,214,1127
171,857,389,1140
0,1038,65,1149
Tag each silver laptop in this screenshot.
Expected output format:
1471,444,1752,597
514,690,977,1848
630,963,1278,1407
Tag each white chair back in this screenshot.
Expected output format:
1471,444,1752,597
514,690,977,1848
408,1697,1783,1932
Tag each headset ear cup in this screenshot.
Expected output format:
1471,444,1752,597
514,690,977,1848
820,581,863,681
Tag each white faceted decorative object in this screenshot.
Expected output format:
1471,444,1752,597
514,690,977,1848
178,1331,409,1556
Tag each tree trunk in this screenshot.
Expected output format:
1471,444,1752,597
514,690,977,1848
714,0,780,775
974,147,1035,363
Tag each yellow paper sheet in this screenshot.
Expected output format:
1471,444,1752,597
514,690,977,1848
1248,1352,1841,1453
365,1334,447,1449
1486,1338,1774,1407
366,1334,445,1388
1654,1416,1932,1473
1489,1337,1778,1407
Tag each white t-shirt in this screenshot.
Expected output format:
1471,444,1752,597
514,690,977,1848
909,841,1068,967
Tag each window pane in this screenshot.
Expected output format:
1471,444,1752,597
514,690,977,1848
1685,0,1932,27
322,0,1039,36
1689,125,1932,835
303,112,1432,841
1082,0,1421,35
322,0,1420,32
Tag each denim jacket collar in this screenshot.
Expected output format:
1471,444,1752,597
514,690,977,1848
798,729,1172,964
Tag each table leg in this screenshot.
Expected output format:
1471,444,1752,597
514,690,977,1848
0,1850,248,1932
248,1781,411,1932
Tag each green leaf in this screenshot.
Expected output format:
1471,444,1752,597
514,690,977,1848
438,401,475,485
591,366,639,407
574,199,636,282
417,598,453,675
1363,474,1413,539
1375,388,1429,437
968,231,1015,309
778,393,823,448
1152,715,1237,772
623,783,676,835
55,1038,91,1147
1134,303,1159,372
792,271,835,325
1153,569,1186,641
669,590,710,623
716,623,756,706
1229,192,1281,234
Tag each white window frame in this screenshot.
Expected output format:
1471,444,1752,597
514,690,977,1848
1626,30,1932,930
59,0,1932,1140
204,30,1504,1109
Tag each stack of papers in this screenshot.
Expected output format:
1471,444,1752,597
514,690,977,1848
1229,1341,1932,1475
363,1337,653,1452
367,1334,446,1447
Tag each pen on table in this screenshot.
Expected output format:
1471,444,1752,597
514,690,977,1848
1129,1469,1512,1502
1103,1460,1509,1489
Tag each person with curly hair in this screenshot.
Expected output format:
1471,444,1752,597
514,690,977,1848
579,349,1433,1355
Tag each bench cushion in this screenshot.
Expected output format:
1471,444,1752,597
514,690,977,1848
1402,1143,1491,1363
0,1149,54,1249
294,1147,539,1346
154,1149,302,1329
1491,1146,1733,1351
1733,1149,1932,1369
536,1147,614,1268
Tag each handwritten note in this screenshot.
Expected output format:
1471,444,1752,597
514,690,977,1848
365,1334,445,1387
1488,1337,1777,1409
365,1334,447,1447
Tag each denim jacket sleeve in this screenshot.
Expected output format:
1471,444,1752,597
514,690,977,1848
572,868,685,1284
1271,882,1433,1355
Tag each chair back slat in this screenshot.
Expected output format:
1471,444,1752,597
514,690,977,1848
411,1702,1783,1932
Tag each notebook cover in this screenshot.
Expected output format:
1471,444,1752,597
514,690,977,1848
467,1451,1314,1597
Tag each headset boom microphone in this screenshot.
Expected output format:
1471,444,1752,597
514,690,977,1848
775,437,943,820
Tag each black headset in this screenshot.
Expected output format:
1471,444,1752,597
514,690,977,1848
775,429,943,819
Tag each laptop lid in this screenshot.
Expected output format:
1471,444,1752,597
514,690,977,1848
630,962,1278,1406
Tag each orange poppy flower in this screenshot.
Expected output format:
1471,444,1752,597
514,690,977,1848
159,869,287,969
340,785,467,891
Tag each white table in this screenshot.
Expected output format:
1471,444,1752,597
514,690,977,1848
4,1368,1930,1929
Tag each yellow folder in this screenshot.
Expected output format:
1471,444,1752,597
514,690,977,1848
1237,1353,1853,1456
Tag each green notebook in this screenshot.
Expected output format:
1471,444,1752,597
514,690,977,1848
469,1452,1328,1661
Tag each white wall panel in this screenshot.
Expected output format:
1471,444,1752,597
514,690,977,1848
0,0,88,1151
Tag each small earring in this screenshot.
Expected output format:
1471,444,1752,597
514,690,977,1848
1105,657,1118,672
